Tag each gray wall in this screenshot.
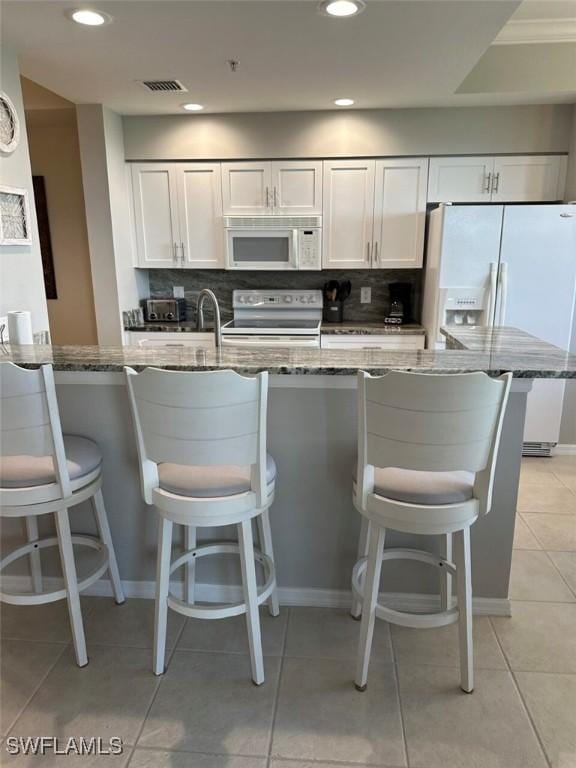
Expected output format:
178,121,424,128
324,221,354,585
123,105,573,161
0,48,49,333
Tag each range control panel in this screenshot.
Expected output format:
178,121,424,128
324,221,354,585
233,290,323,309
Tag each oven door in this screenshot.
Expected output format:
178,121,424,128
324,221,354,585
222,334,319,348
226,229,298,270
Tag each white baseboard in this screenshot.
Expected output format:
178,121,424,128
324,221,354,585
1,575,511,617
554,444,576,456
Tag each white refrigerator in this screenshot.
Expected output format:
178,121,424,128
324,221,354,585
422,204,576,452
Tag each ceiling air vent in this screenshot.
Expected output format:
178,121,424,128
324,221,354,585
138,79,188,93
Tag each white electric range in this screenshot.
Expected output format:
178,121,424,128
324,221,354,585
221,290,323,348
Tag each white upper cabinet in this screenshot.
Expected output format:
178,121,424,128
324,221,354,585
222,160,322,215
491,155,567,203
179,164,224,269
131,164,181,268
428,157,494,203
131,163,224,269
372,158,428,269
428,155,567,203
221,162,272,215
322,160,375,270
323,158,427,270
271,161,322,214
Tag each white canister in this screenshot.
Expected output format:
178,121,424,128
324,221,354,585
7,311,34,344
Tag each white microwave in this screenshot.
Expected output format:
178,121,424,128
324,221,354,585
225,216,322,271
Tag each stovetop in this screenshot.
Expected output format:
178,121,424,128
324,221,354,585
223,319,320,330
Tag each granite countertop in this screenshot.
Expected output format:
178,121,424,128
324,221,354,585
125,322,426,335
3,327,575,378
441,326,569,354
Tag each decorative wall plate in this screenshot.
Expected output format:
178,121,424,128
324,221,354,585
0,91,20,154
0,185,32,245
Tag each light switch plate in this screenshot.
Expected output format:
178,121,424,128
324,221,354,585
173,286,185,298
360,287,371,304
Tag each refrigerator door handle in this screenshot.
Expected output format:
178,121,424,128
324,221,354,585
498,262,508,326
488,262,498,326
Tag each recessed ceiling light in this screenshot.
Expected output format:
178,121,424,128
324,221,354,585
319,0,366,18
334,98,355,106
182,103,204,112
66,8,112,26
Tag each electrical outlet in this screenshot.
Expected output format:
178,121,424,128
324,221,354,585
360,287,371,304
173,286,185,298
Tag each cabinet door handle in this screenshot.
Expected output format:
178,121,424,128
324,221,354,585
173,242,178,263
180,242,185,265
274,186,278,208
374,242,379,265
265,187,270,208
366,242,371,263
492,172,500,194
484,172,492,194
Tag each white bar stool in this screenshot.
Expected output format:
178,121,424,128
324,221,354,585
352,370,511,693
125,367,279,685
0,363,125,666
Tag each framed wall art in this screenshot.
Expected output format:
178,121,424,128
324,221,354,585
0,185,32,245
0,91,20,154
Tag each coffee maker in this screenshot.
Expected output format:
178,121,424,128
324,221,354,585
384,282,413,325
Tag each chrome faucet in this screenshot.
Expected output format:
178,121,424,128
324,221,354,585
196,289,222,348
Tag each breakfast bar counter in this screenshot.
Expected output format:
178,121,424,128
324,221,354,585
2,328,575,613
5,325,575,377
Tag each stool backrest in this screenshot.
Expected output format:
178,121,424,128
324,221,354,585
357,370,512,515
125,367,269,505
0,362,71,498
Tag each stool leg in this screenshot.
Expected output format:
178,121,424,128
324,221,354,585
184,526,196,605
355,524,385,692
54,507,88,668
454,527,474,693
25,516,43,594
92,489,125,605
351,518,371,620
256,510,279,617
154,517,173,676
440,533,453,612
239,519,265,685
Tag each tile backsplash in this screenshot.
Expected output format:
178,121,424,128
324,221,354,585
148,269,422,324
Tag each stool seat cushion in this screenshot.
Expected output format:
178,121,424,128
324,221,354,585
158,453,277,498
0,435,102,489
355,465,475,505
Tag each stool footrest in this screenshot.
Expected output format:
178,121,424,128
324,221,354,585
0,535,109,606
352,548,459,630
167,541,276,620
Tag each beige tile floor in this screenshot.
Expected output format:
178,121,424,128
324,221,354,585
1,455,575,768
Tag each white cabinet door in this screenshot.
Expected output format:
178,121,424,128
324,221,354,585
271,161,322,214
491,155,567,202
372,158,428,269
131,164,181,268
221,162,273,215
178,164,224,269
322,160,375,270
428,157,494,203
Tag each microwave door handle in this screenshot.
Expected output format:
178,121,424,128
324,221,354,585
292,229,299,269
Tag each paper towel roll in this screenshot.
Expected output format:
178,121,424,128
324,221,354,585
8,311,34,345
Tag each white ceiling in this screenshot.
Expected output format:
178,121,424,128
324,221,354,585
3,0,541,114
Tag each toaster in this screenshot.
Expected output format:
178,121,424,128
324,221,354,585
142,298,187,323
